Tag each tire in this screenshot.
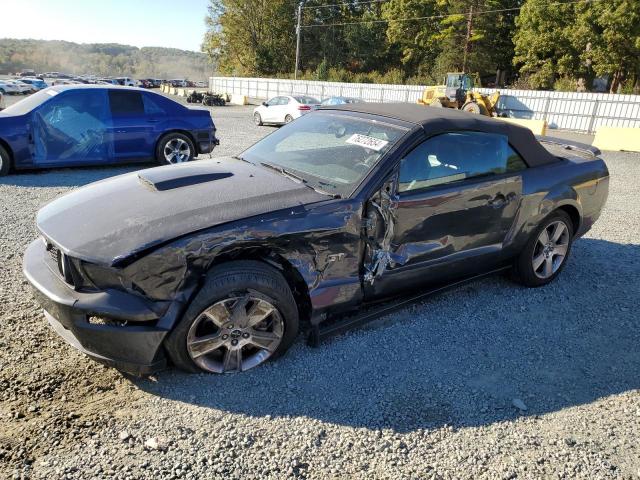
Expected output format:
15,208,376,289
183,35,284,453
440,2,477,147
284,114,293,124
513,210,574,287
164,260,299,373
0,145,11,176
155,132,195,165
186,97,192,103
253,112,263,126
461,101,488,115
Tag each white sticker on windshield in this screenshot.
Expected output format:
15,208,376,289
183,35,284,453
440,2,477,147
346,134,389,151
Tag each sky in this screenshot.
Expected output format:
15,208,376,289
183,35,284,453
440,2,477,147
2,0,211,52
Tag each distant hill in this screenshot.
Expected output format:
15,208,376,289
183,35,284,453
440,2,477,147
0,38,213,80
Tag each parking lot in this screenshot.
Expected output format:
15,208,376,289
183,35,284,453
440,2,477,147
0,98,639,479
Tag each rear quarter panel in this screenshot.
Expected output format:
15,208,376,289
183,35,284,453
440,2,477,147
508,155,609,254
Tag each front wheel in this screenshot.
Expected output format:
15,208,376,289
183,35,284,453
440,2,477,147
253,112,263,126
0,144,11,176
155,133,195,165
165,261,299,373
513,211,574,287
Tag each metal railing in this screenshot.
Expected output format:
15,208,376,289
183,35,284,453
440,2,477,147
210,76,640,133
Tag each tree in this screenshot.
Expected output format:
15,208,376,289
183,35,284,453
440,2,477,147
203,0,297,76
572,0,640,93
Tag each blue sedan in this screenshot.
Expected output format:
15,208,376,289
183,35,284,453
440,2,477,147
0,85,218,176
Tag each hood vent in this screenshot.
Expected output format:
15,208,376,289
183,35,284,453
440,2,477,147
138,165,233,191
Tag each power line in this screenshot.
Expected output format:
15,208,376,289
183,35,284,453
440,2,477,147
300,0,602,28
302,0,389,10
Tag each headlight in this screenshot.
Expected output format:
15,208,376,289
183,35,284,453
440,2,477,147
81,262,127,290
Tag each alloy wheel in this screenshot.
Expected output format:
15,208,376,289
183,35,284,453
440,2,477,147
532,220,570,279
163,138,191,163
186,293,284,373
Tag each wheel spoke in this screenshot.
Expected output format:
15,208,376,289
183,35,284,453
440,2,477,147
202,303,230,327
222,347,243,372
532,253,545,271
543,257,554,277
249,330,280,351
551,222,566,243
246,300,275,328
553,243,568,257
189,334,226,358
538,228,549,246
230,294,250,324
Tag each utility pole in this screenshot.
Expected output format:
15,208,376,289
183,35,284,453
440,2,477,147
462,5,474,73
294,2,303,80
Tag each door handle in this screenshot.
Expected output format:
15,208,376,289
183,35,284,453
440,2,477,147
488,193,507,208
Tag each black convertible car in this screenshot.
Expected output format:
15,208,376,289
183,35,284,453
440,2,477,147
23,104,609,375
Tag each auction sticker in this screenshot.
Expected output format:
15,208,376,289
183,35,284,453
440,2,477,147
346,134,389,151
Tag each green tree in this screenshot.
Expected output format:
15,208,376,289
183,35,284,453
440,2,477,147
203,0,297,76
572,0,640,93
513,0,583,89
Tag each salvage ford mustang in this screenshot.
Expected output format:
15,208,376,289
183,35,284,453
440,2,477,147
23,104,609,375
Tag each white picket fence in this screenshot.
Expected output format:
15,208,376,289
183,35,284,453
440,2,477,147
209,76,640,133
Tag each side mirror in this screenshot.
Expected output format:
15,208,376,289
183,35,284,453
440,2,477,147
262,101,268,107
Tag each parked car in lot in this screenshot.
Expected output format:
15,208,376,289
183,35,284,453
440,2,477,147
18,77,49,91
253,95,320,125
0,85,218,175
0,80,20,95
0,91,5,111
4,80,31,94
320,96,362,105
22,103,609,375
114,77,136,86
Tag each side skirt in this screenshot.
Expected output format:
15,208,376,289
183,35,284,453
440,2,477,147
307,266,510,347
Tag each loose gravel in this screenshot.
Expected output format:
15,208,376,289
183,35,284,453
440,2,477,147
0,101,639,479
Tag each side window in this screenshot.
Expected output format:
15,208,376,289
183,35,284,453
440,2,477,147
281,97,290,105
143,93,166,115
267,97,280,106
398,131,527,193
108,90,144,116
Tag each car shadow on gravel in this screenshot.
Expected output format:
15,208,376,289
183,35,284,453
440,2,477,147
0,165,149,188
135,238,640,433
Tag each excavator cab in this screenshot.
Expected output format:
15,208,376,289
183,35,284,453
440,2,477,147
445,73,475,105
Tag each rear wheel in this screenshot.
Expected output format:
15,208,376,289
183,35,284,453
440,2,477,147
284,114,293,124
513,211,574,287
155,133,195,165
0,145,11,176
165,261,299,373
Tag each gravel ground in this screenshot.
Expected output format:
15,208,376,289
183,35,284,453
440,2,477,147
0,99,639,479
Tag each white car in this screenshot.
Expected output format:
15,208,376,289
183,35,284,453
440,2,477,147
114,77,136,87
6,80,32,94
0,80,21,95
253,95,320,126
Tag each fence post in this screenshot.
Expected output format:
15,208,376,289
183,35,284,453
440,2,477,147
277,81,280,95
321,84,325,99
340,84,343,96
587,99,600,134
405,89,410,103
542,97,551,122
380,87,385,103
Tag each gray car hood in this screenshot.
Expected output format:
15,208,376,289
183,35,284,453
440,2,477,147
37,158,328,265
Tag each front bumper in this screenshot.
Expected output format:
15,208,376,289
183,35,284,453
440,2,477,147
23,239,168,375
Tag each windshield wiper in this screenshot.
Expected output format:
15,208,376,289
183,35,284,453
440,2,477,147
232,155,252,164
260,162,341,198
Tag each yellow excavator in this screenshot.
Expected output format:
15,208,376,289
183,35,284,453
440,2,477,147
418,72,500,117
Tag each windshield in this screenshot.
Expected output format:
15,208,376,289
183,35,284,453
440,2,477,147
1,88,58,115
240,112,408,197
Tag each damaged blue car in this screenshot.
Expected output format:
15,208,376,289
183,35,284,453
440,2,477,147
0,85,217,175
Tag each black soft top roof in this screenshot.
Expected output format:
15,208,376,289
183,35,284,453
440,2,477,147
320,102,558,167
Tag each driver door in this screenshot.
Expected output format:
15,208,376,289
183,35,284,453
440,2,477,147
31,89,114,165
365,131,527,299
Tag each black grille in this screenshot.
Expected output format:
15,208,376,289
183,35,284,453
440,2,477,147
46,243,74,286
